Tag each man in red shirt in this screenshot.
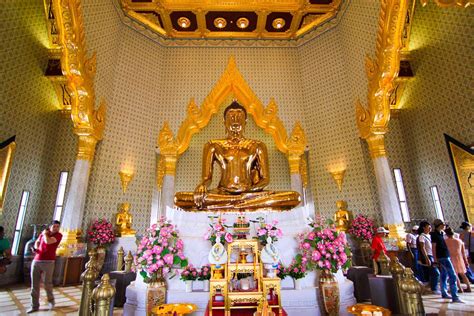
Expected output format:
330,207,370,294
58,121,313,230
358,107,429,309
372,227,389,272
27,220,62,313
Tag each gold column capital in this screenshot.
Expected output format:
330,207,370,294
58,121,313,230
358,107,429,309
77,135,99,161
366,134,387,159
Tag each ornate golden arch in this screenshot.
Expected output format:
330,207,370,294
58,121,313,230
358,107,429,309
157,57,306,182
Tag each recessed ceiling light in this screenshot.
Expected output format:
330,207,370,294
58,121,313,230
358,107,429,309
236,17,249,29
272,18,285,30
214,17,227,29
177,17,191,29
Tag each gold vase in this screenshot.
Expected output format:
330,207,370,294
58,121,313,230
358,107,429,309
318,270,339,316
146,277,167,316
95,245,107,273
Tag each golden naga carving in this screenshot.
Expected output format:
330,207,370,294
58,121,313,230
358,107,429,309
174,102,301,212
53,0,106,161
157,57,307,176
355,0,409,157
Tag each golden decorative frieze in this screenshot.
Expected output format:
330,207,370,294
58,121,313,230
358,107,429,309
157,57,307,176
420,0,473,7
120,0,342,41
355,0,409,156
53,0,107,160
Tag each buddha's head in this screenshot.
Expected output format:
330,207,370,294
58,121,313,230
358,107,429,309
119,202,130,213
224,101,247,136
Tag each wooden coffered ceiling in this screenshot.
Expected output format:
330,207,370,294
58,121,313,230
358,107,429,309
120,0,343,40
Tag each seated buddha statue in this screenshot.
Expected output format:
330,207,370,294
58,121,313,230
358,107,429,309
334,200,352,232
115,202,136,237
174,101,301,212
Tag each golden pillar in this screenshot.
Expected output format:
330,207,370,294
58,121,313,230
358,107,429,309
92,274,116,316
80,249,99,316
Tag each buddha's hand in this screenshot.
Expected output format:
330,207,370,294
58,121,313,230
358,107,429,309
193,184,207,209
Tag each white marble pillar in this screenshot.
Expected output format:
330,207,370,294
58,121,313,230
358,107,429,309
61,160,91,230
372,156,403,225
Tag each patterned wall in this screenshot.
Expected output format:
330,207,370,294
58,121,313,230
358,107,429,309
0,0,60,239
395,2,474,225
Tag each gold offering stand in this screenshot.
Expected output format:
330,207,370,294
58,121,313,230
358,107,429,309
209,239,282,316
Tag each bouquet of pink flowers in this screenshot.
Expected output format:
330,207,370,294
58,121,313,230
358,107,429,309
204,218,233,245
180,265,199,281
256,219,283,246
298,217,351,273
198,264,211,281
276,262,287,279
285,259,307,280
134,218,188,283
348,214,375,241
87,218,115,246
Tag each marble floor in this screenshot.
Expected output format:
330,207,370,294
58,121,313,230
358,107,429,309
0,284,473,315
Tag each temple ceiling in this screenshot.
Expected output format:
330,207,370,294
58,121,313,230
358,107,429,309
120,0,343,41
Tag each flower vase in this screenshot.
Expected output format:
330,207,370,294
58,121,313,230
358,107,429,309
318,270,339,316
146,277,167,316
95,245,107,273
203,279,210,292
359,239,371,266
185,280,193,293
293,278,302,290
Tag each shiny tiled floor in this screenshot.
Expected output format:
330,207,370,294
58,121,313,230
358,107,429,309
0,284,473,315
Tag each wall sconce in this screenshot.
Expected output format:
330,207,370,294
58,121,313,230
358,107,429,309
119,170,134,193
330,169,345,192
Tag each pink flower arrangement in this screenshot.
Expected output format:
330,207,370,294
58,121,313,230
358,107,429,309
298,218,351,273
203,218,233,245
276,262,287,279
134,217,188,283
180,265,199,281
348,214,375,241
284,260,307,280
87,218,115,246
256,219,283,246
198,264,211,281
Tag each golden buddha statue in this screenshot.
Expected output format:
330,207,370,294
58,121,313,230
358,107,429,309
334,200,352,232
115,202,136,237
174,101,300,212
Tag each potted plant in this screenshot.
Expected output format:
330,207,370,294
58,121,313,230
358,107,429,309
180,265,199,292
299,217,351,316
198,264,211,291
87,218,115,271
348,214,375,264
255,218,283,246
285,259,306,290
134,218,188,314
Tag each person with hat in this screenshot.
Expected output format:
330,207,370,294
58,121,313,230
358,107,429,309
431,218,463,303
406,225,422,280
372,227,389,272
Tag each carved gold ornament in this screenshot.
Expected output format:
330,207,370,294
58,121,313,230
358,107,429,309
214,17,227,29
272,18,285,30
237,17,249,29
355,0,409,157
420,0,472,7
53,0,106,161
156,57,306,176
177,17,191,29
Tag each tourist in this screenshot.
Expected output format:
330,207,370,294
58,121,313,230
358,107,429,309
458,222,474,283
417,221,440,292
406,225,422,280
445,227,471,292
27,220,62,313
372,227,389,272
0,226,12,274
431,219,463,303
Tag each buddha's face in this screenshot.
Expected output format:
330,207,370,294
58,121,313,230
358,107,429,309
225,109,246,135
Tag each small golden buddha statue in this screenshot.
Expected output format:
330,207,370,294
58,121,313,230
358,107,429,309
115,202,136,237
334,200,352,232
174,101,301,212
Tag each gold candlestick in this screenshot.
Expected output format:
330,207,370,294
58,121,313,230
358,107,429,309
119,170,134,193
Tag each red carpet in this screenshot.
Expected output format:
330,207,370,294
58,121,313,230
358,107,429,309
205,304,287,316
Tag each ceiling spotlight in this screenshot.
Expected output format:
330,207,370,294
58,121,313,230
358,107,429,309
272,18,285,30
177,17,191,29
214,17,227,29
236,17,249,29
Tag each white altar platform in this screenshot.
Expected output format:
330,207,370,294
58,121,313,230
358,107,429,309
124,206,356,315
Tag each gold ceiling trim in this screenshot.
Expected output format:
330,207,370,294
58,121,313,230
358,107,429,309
157,57,306,175
120,0,342,41
420,0,472,7
355,0,409,143
53,0,106,160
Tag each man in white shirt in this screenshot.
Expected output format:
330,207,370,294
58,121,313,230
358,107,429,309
406,225,422,280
